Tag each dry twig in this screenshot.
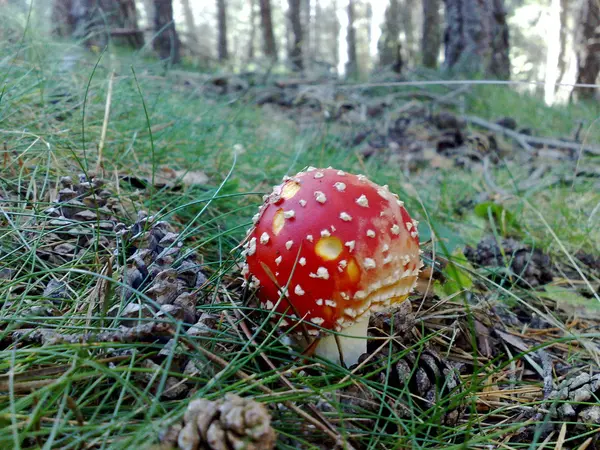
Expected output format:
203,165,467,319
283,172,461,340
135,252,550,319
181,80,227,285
11,322,174,345
464,115,600,155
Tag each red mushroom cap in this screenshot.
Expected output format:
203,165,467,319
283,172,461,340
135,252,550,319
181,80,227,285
242,167,422,336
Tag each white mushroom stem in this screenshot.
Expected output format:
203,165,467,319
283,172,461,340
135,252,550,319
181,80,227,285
314,316,370,367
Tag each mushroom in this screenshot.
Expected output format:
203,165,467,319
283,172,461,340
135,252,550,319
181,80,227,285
242,167,423,366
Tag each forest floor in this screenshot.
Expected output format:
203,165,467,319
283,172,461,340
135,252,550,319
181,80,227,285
1,34,600,450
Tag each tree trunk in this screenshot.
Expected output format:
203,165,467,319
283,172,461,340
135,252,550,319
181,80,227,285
422,0,441,68
217,0,228,60
573,0,600,100
142,0,154,25
181,0,198,45
248,0,256,59
443,0,490,74
345,0,358,77
443,0,510,78
399,0,417,64
488,0,510,79
51,0,143,49
114,0,144,48
378,0,402,72
51,0,76,37
259,0,277,59
288,0,303,70
314,0,321,62
142,0,154,20
285,4,292,61
556,0,569,84
544,0,561,104
153,0,181,64
331,0,340,71
366,2,372,55
141,0,154,44
303,0,311,69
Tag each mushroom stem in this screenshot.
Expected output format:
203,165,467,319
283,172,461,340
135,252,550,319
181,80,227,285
314,316,369,367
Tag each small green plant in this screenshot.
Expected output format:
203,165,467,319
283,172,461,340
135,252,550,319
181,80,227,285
473,201,521,237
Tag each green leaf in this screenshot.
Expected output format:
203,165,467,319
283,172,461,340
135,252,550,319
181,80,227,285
417,221,464,257
433,249,474,298
473,201,521,236
537,285,600,319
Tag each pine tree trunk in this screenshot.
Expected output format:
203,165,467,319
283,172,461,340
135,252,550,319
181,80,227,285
574,0,600,100
443,0,491,74
443,0,509,78
97,0,142,48
422,0,441,68
378,0,402,71
248,0,256,59
345,0,358,77
259,0,277,59
217,0,229,60
331,0,340,70
153,0,181,64
399,0,416,64
141,0,154,44
313,0,321,62
142,0,154,23
52,0,142,49
366,2,372,55
544,0,561,103
488,0,510,79
114,0,144,49
303,0,311,69
181,0,198,46
288,0,303,70
556,0,569,84
71,0,103,47
51,0,76,37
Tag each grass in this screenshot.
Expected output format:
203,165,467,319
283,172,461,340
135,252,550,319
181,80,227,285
1,23,600,450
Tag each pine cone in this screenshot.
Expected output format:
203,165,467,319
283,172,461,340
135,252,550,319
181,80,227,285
5,173,125,298
546,372,600,427
32,174,124,265
368,300,415,342
348,347,464,427
512,372,600,444
161,394,276,450
134,359,190,400
109,212,207,327
17,173,206,322
464,236,554,287
391,348,464,426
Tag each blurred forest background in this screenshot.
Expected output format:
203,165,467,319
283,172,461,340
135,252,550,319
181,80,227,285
2,2,600,448
0,0,599,104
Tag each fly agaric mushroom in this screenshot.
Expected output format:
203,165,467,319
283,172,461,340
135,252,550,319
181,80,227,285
242,167,423,366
